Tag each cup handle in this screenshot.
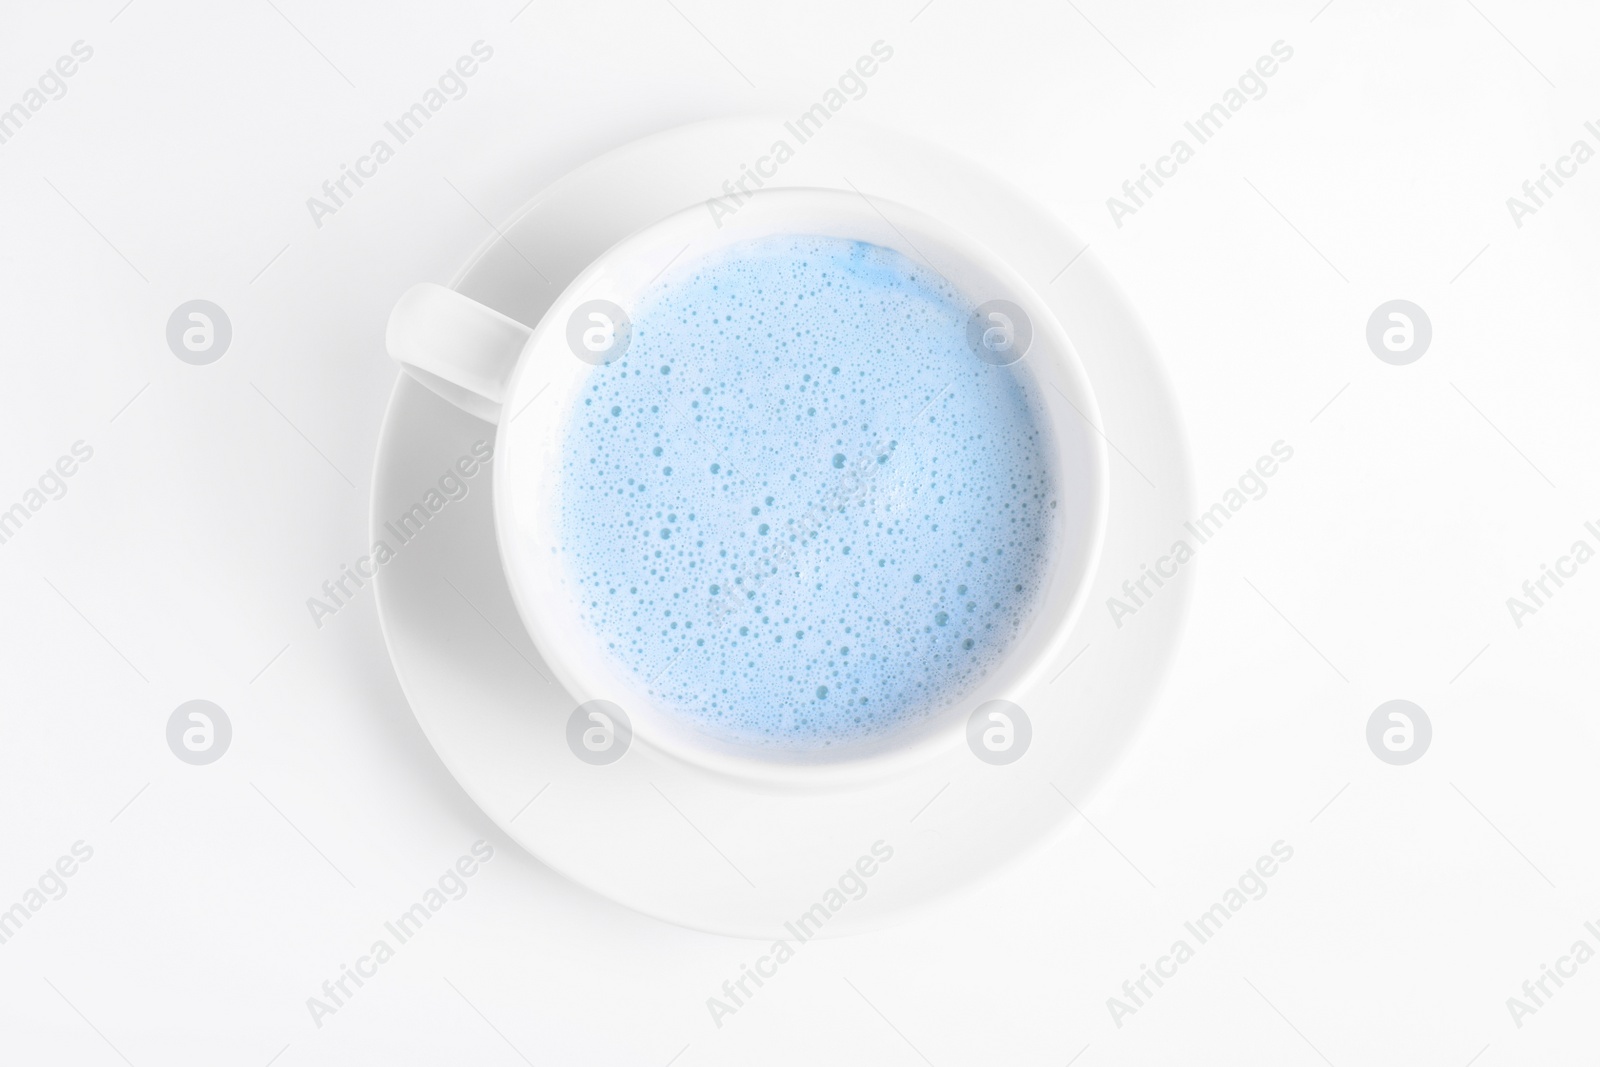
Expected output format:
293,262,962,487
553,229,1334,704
385,282,532,425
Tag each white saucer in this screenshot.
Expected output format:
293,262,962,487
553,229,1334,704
371,117,1193,937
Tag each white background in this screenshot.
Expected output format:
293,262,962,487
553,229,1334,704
3,0,1598,1063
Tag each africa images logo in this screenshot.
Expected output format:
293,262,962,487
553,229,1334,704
305,841,495,1029
304,440,492,628
705,841,894,1028
304,41,495,229
1107,441,1294,628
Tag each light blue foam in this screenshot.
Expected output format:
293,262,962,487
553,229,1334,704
553,235,1057,750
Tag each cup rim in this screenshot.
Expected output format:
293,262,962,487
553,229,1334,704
490,186,1110,790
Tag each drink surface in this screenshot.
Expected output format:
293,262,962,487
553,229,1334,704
553,235,1058,751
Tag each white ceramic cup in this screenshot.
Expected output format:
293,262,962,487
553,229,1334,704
386,187,1108,788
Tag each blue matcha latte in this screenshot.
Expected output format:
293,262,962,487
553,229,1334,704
552,235,1057,750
